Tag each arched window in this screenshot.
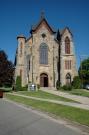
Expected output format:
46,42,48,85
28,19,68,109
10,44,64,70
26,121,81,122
65,37,70,54
66,73,71,85
39,43,48,64
29,60,30,70
26,55,30,73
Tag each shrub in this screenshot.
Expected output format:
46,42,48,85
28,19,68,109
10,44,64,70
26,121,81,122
20,84,28,91
56,81,61,90
72,76,82,89
16,76,22,91
62,85,72,91
37,84,40,90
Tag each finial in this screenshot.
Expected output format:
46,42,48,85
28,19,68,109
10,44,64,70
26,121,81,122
41,10,45,19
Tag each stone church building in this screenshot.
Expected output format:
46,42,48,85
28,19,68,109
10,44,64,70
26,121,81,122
15,14,77,87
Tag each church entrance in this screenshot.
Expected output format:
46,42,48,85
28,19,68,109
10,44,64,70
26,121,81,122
66,73,71,85
40,73,48,87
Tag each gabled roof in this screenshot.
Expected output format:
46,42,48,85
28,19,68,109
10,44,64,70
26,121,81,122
26,36,32,42
30,14,56,34
60,27,73,37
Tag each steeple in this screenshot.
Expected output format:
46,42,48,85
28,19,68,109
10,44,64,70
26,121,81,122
30,11,56,34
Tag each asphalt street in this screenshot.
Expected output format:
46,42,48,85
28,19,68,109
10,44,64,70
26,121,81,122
0,99,86,135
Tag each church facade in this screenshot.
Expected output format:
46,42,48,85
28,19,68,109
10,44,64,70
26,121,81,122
15,15,77,87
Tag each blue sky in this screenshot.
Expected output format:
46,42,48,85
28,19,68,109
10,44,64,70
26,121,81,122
0,0,89,68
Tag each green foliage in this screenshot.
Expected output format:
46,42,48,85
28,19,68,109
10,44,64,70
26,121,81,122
72,76,82,89
56,80,61,90
79,58,89,85
21,85,28,91
37,84,40,90
0,50,14,87
16,76,22,91
62,85,72,91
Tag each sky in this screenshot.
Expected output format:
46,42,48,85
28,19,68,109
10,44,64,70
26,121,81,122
0,0,89,68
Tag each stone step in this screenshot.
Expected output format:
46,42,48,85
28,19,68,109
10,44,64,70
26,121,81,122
40,87,56,91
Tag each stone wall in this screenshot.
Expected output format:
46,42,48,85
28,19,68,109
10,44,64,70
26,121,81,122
15,23,77,87
29,24,59,87
60,28,77,86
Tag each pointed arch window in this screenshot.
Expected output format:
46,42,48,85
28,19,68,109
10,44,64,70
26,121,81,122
39,43,48,64
26,55,30,73
29,60,30,70
65,37,70,54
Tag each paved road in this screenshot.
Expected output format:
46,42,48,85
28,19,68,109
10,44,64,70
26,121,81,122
0,99,87,135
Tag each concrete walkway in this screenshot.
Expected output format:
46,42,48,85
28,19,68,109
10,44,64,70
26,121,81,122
41,89,89,105
7,93,89,110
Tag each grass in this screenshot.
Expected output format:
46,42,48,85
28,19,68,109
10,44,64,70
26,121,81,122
17,90,78,103
60,89,89,97
5,93,89,126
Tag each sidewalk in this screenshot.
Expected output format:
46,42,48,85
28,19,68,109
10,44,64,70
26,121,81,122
41,89,89,105
7,93,89,110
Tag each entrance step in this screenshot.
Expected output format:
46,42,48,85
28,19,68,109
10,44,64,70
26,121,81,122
41,87,56,91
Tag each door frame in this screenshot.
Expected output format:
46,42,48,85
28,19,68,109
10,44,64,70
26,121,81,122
40,73,48,87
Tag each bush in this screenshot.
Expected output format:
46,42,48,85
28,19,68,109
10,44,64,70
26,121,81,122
16,76,22,91
62,85,72,91
37,84,40,90
20,84,28,91
72,76,82,89
56,80,61,90
21,87,28,91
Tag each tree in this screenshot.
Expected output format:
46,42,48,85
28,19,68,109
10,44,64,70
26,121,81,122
78,58,89,86
16,76,21,91
72,76,81,89
0,50,14,87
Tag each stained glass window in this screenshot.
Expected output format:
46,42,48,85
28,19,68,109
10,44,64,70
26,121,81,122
65,37,70,54
39,43,48,64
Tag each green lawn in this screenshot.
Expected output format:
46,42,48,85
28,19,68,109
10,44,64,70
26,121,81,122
60,89,89,97
17,90,78,103
5,93,89,126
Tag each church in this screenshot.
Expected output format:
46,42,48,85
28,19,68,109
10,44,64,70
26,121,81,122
15,13,77,88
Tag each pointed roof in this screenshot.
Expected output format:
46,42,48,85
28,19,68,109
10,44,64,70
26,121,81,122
17,34,26,39
30,12,56,34
60,27,73,37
